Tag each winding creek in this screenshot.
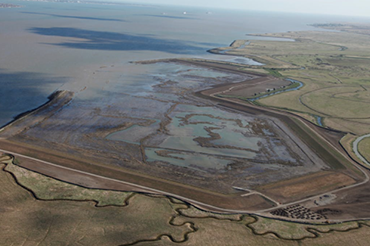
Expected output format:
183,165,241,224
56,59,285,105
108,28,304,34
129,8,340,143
247,79,324,128
214,38,326,128
249,78,303,101
353,133,370,167
314,115,323,127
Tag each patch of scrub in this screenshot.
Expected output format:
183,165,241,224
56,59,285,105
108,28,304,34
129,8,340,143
145,148,232,170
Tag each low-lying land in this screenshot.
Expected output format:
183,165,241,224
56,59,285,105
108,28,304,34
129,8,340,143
2,153,370,245
216,30,370,137
0,24,369,229
312,23,370,36
0,57,366,221
206,24,370,221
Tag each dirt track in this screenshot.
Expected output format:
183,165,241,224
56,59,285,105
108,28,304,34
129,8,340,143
0,140,277,213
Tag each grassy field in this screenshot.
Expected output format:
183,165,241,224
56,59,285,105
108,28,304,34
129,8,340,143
2,153,370,245
300,86,370,118
5,160,134,206
214,29,370,165
138,217,370,245
248,216,360,240
218,31,370,135
0,154,191,245
358,137,370,164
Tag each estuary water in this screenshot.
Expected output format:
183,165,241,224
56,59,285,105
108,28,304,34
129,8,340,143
0,0,369,126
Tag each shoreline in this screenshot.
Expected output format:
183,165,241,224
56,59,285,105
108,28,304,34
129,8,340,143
0,90,68,128
0,90,74,137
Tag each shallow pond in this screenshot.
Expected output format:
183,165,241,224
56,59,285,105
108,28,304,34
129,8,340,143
107,119,160,144
159,105,259,160
145,148,233,170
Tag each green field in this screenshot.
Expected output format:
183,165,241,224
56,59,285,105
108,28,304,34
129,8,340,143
212,30,370,168
358,137,370,164
0,155,192,245
217,31,370,137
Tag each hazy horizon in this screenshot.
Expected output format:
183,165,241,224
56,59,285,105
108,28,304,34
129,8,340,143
100,0,370,18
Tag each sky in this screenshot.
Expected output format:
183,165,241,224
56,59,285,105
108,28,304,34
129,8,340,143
121,0,370,17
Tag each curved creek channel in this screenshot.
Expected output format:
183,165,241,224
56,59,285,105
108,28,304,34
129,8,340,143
216,39,325,128
353,133,370,167
248,79,324,127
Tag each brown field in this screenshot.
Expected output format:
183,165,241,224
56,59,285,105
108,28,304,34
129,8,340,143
0,139,276,212
257,171,356,203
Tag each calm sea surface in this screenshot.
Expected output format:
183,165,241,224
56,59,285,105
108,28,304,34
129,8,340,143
0,0,369,126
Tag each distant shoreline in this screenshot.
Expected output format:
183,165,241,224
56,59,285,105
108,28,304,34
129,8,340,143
0,3,22,8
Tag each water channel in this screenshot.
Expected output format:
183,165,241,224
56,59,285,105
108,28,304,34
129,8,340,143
353,133,370,167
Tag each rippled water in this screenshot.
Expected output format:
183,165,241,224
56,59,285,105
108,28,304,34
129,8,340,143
0,1,350,180
0,0,366,126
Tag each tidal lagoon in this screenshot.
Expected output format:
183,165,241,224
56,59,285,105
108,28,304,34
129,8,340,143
1,0,367,126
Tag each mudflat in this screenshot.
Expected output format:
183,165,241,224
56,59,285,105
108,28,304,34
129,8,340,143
0,58,364,217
